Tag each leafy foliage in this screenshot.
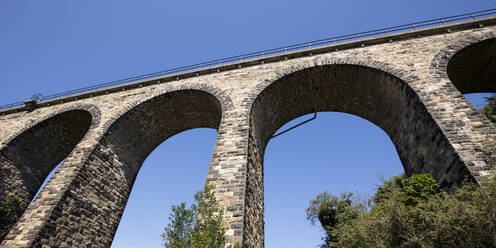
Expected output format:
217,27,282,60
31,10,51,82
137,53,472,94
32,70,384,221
162,202,195,248
306,192,366,247
480,94,496,126
0,196,20,242
387,173,440,206
308,174,496,248
478,95,496,167
161,185,241,248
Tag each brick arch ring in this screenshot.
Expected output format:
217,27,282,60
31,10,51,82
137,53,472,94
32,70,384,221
429,30,496,81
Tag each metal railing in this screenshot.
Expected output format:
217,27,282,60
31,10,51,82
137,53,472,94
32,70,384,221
1,8,495,111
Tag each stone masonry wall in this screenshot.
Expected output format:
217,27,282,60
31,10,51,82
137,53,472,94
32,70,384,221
0,17,495,247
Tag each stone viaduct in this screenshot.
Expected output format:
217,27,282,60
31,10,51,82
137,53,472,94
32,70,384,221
0,15,495,248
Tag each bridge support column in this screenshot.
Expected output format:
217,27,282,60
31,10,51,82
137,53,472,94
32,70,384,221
413,77,496,183
205,105,264,248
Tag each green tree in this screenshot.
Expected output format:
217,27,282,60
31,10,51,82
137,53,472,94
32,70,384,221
373,174,405,204
309,174,496,248
306,191,367,247
479,94,496,165
161,202,195,248
0,196,20,242
161,185,241,248
390,173,440,206
480,94,496,126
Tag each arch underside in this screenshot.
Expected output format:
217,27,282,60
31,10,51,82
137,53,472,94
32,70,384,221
252,64,471,183
25,90,223,247
244,64,473,247
0,110,92,239
447,38,496,93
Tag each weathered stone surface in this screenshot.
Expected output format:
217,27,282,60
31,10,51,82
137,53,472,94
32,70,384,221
0,17,495,248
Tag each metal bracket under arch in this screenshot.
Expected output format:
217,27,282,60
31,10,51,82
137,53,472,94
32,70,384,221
270,111,317,139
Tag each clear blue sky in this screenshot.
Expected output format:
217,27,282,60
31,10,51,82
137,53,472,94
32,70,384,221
1,1,493,247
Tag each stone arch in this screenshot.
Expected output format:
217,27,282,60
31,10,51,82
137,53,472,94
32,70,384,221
242,60,474,247
99,83,233,133
1,104,101,147
0,104,99,239
243,57,420,109
17,87,233,247
429,31,496,93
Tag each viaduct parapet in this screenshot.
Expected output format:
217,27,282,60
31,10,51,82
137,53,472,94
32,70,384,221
0,15,495,248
